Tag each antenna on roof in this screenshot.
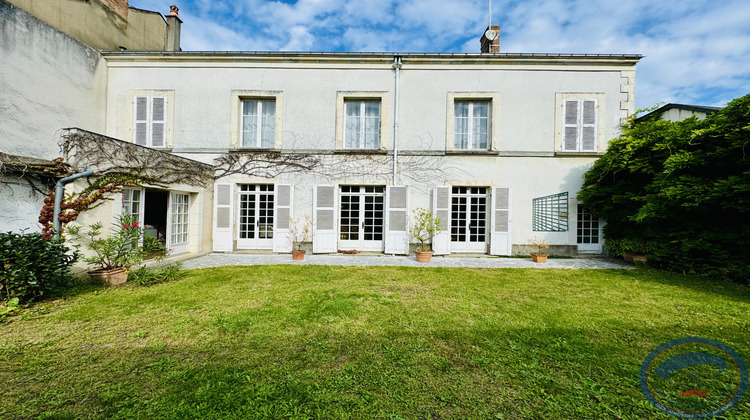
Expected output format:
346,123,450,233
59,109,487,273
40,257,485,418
485,0,498,41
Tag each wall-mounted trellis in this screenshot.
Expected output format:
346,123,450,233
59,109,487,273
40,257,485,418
532,192,569,231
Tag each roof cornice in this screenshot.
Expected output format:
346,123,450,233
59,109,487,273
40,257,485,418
102,50,642,67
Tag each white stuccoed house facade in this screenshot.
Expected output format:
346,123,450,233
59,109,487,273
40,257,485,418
0,1,640,257
100,51,639,256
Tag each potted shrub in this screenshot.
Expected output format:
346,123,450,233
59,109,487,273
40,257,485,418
606,238,655,263
288,215,313,260
67,214,166,286
529,237,551,263
410,207,441,263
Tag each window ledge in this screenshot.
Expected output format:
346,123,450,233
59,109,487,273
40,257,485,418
230,148,279,153
555,151,604,157
445,150,498,156
335,149,388,155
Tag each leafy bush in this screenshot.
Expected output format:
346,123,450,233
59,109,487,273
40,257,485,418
67,214,166,270
0,232,79,302
579,94,750,281
128,263,184,286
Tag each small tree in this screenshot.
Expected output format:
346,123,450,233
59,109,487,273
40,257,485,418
409,208,441,252
528,237,551,255
288,216,313,251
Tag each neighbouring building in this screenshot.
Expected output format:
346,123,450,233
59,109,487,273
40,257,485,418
636,103,720,123
0,0,641,260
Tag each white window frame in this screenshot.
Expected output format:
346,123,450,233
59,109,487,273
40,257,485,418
230,90,283,150
335,91,389,150
241,99,277,148
168,192,190,255
453,101,491,150
445,92,500,152
555,93,605,153
344,100,381,149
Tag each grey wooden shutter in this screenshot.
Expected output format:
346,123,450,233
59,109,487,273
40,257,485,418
563,100,579,151
213,183,234,252
432,186,451,255
581,100,596,151
134,96,149,146
272,184,293,252
384,185,409,255
313,185,336,253
490,186,512,256
151,96,166,147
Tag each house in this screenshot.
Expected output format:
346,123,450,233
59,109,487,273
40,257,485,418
635,103,720,123
0,0,641,259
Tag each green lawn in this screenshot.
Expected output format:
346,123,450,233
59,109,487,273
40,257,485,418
1,266,749,419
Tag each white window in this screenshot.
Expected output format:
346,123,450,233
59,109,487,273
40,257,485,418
454,101,490,150
122,188,142,220
345,100,381,149
242,99,276,148
563,99,597,152
133,95,167,147
169,193,190,248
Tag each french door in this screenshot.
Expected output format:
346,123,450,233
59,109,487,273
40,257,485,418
167,192,190,255
237,184,274,249
450,186,488,252
339,185,385,251
577,205,602,253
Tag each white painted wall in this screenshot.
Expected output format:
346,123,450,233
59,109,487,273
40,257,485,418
102,53,638,253
0,1,107,160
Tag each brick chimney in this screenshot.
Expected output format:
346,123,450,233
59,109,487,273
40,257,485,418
165,5,182,51
480,25,500,53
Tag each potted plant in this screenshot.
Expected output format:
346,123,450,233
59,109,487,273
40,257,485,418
67,214,166,286
410,207,441,263
529,237,551,263
606,238,655,263
288,215,313,260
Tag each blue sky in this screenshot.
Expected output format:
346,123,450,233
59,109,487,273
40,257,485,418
131,0,750,110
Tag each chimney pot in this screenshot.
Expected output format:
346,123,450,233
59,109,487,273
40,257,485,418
169,5,179,16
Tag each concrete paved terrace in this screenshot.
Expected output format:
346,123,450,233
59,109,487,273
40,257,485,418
181,253,633,270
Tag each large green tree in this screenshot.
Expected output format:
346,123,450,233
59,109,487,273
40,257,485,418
578,94,750,280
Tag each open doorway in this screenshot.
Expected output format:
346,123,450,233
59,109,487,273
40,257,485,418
144,189,169,241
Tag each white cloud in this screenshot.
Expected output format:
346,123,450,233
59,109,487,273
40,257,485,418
128,0,750,107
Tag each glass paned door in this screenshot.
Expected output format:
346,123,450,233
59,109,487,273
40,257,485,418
577,205,602,253
237,184,274,249
168,193,190,255
450,187,488,252
339,186,385,251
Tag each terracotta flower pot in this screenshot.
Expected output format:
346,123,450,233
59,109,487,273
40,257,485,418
531,253,549,263
88,267,128,286
292,250,305,260
631,255,648,263
415,250,433,263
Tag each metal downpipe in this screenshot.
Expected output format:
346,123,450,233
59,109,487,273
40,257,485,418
53,169,94,239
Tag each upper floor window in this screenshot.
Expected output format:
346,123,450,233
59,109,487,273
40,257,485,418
563,99,597,152
242,99,276,148
133,95,166,147
454,101,490,150
345,100,381,149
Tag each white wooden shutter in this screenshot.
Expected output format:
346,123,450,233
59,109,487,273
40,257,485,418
213,183,234,252
134,96,149,146
384,185,409,255
151,96,166,147
581,100,597,151
313,185,336,253
563,100,579,152
432,186,451,255
272,184,293,252
490,186,512,256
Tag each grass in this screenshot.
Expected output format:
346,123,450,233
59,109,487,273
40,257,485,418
1,266,749,419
